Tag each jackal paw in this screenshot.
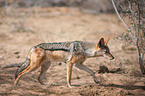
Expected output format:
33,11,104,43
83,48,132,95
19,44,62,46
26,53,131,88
14,81,18,85
39,81,45,85
94,79,100,84
68,84,75,88
38,79,45,85
69,85,75,88
93,76,100,84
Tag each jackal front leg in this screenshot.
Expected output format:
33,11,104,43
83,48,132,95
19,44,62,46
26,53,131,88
67,62,74,88
75,63,99,84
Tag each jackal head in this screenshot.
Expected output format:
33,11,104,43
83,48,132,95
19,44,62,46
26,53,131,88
95,37,114,60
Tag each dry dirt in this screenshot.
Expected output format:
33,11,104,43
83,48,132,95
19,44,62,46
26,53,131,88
0,7,145,96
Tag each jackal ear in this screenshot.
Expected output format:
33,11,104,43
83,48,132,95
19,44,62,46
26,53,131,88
104,37,110,45
97,38,104,48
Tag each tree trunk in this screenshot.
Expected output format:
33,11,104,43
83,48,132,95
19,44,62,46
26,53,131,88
137,46,145,74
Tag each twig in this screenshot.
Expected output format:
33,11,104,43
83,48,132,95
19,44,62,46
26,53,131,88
111,0,135,43
111,0,131,33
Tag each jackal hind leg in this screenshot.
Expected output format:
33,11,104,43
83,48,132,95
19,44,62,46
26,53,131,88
14,62,42,85
14,47,46,85
38,61,51,85
75,63,99,84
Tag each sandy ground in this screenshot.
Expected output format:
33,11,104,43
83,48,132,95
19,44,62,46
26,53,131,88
0,7,145,96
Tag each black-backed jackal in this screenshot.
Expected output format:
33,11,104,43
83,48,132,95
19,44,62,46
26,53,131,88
1,37,114,88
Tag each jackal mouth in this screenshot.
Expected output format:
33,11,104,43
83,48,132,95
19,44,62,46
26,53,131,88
104,55,114,60
107,57,114,60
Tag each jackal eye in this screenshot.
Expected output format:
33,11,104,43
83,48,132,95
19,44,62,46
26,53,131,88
104,51,108,53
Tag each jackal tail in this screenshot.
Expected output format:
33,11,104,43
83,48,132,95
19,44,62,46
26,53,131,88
15,58,30,80
1,63,23,69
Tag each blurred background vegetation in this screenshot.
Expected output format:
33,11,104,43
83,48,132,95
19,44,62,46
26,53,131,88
0,0,114,14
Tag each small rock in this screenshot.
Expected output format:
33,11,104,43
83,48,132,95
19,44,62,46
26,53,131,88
58,62,62,65
14,52,20,54
16,55,20,58
76,76,80,79
98,65,109,73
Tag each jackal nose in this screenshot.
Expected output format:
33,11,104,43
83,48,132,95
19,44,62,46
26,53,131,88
112,57,114,59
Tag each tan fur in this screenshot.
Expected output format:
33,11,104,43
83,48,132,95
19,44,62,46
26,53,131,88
46,51,69,62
